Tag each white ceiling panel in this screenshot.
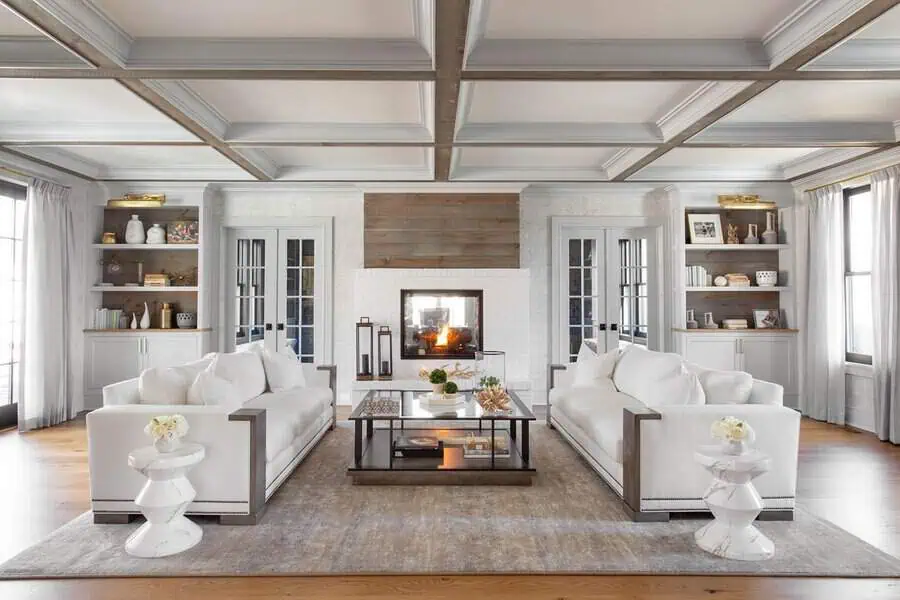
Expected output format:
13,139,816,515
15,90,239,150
258,146,430,168
464,81,703,124
855,5,900,39
717,81,900,123
648,147,818,170
92,0,416,38
0,5,39,35
482,0,808,40
456,147,621,168
186,81,424,124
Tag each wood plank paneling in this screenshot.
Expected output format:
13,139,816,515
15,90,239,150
364,193,519,268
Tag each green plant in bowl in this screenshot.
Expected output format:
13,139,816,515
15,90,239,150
479,375,501,390
443,381,458,395
429,369,448,384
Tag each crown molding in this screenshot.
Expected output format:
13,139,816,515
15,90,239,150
763,0,871,68
125,37,432,70
7,145,102,177
807,39,900,69
412,0,435,67
688,121,896,146
628,166,785,182
418,81,435,137
225,123,433,145
466,39,769,71
359,181,525,192
464,0,489,65
0,35,86,67
456,122,661,144
451,165,609,181
274,166,433,181
603,147,657,179
0,147,92,183
25,0,133,66
231,148,280,180
655,82,753,141
138,80,229,139
781,146,875,179
0,122,199,144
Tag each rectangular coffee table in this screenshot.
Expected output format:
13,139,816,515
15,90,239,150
347,389,536,485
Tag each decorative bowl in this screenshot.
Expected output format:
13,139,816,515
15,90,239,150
175,312,197,329
755,271,778,287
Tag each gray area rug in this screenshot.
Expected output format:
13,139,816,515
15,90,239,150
2,423,899,578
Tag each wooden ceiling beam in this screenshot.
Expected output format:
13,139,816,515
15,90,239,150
433,0,470,181
610,0,900,181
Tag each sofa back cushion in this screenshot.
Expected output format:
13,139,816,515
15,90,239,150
187,368,245,411
207,350,267,403
258,345,307,392
572,342,620,387
137,357,214,405
613,346,705,407
685,362,753,404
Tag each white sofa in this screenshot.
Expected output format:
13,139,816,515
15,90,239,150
548,344,800,522
86,347,336,525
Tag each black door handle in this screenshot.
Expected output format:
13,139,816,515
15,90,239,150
277,323,285,331
265,323,273,331
610,323,619,332
597,323,607,331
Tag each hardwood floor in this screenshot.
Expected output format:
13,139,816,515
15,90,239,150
0,414,897,600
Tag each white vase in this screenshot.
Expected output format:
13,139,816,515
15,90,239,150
761,212,778,244
722,440,746,455
432,383,445,395
146,223,166,245
743,224,759,244
125,215,146,245
130,313,138,329
154,437,181,453
140,302,150,329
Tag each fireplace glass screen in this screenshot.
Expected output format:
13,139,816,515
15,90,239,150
401,290,483,359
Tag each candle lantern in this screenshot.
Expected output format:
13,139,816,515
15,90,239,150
377,325,393,380
356,317,374,380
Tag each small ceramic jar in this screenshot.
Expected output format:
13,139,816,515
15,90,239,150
146,223,166,245
755,271,778,287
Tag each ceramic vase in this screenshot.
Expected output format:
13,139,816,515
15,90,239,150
130,313,138,329
125,215,146,245
140,302,150,329
154,437,181,453
146,223,166,245
761,212,778,244
722,440,746,456
432,383,445,395
743,224,759,244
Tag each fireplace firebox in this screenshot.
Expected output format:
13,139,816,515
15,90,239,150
401,289,483,359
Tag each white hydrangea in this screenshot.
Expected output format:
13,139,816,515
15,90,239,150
710,415,749,442
144,414,189,442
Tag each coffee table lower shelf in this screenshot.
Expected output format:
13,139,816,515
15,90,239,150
348,427,536,486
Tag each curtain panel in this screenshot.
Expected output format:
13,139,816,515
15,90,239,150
871,166,900,444
17,179,75,431
801,184,846,425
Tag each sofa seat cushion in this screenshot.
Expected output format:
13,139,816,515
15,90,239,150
553,381,643,463
243,389,328,461
613,346,705,407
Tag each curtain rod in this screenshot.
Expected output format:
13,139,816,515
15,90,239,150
802,165,892,193
0,165,30,181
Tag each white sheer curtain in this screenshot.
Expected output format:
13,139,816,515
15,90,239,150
17,179,75,431
801,184,846,424
871,166,900,443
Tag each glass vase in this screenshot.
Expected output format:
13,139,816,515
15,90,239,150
474,350,506,390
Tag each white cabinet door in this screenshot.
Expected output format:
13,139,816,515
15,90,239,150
143,334,203,370
740,336,796,393
86,336,142,391
681,336,739,371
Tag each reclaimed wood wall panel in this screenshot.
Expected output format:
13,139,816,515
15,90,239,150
364,193,520,268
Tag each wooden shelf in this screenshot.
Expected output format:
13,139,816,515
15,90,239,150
672,328,799,333
84,328,212,333
686,286,790,292
92,244,198,250
686,244,789,251
90,286,199,292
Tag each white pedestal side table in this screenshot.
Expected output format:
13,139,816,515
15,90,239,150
126,442,205,558
694,445,774,561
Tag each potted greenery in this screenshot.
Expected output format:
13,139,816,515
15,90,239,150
478,375,501,391
429,368,448,395
443,380,459,398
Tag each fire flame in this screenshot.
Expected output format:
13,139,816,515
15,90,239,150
435,324,450,347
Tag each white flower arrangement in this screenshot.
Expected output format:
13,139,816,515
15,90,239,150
710,416,750,442
144,414,189,443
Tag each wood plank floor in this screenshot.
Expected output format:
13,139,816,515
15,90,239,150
0,413,897,600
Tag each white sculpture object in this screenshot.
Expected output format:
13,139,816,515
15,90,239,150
140,302,151,329
125,215,146,245
146,223,166,245
130,313,138,329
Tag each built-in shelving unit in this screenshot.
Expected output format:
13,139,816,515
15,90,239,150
91,243,199,251
685,286,790,293
90,286,199,293
685,244,789,251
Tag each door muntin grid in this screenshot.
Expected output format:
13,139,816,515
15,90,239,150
568,238,601,362
234,238,267,348
0,188,25,417
618,238,648,347
284,238,315,363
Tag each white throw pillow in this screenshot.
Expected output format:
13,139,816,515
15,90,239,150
685,362,753,405
573,348,620,388
207,351,267,402
187,368,244,411
259,346,307,392
613,347,705,407
139,367,190,405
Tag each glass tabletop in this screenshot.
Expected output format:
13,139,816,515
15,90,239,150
350,389,535,421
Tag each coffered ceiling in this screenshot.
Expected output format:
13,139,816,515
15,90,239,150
2,0,900,182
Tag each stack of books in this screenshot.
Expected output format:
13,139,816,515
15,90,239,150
725,273,751,287
685,265,710,287
93,308,124,329
722,319,749,330
143,273,170,287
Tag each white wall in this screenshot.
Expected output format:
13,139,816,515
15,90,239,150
352,268,530,387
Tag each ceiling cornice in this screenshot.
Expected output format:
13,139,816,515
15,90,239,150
688,121,897,146
0,122,200,144
0,35,86,67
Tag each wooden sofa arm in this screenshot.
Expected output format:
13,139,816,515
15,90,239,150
547,364,568,427
317,364,337,428
622,406,664,522
221,408,267,525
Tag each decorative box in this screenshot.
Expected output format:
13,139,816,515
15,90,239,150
393,436,443,458
167,221,199,244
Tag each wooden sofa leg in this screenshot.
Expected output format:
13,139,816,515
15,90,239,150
622,504,670,522
757,509,793,521
93,512,134,524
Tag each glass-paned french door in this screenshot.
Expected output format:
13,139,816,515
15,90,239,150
0,181,26,429
555,224,658,363
228,227,326,363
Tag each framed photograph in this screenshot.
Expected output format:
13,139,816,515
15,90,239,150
753,309,782,329
687,213,724,244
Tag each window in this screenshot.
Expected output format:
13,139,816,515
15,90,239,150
618,238,648,346
844,185,873,364
0,180,26,428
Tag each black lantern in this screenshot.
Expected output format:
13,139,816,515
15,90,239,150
356,317,374,380
377,325,393,380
